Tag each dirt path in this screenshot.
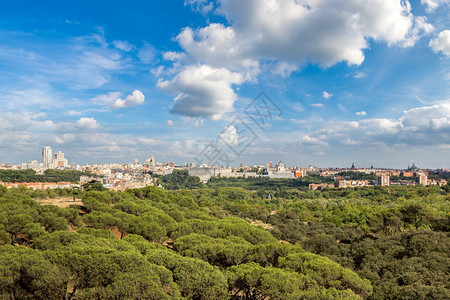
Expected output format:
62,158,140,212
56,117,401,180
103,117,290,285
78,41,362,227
35,197,83,208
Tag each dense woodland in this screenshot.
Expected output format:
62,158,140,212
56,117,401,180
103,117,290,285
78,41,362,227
0,174,449,299
0,169,93,183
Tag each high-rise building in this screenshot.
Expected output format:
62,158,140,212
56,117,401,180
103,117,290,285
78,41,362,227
42,146,52,169
377,174,390,186
416,173,428,186
52,151,68,168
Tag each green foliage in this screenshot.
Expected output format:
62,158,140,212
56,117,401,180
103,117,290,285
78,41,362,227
0,184,447,299
207,175,330,190
0,246,67,299
0,169,93,183
77,227,117,240
82,180,106,191
159,169,203,190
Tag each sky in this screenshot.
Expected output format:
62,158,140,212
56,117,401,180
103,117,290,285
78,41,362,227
0,0,449,168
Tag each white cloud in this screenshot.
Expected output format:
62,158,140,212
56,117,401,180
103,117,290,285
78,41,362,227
290,119,308,124
311,103,323,108
168,140,203,157
401,16,435,47
0,86,57,109
354,72,367,79
112,40,134,52
219,125,238,146
167,120,174,126
185,0,215,14
343,138,360,145
92,90,145,109
138,43,156,64
67,110,83,116
400,101,450,129
158,65,244,120
179,0,429,68
92,92,122,106
322,91,333,99
76,117,100,129
175,23,259,74
151,66,165,77
292,103,304,112
0,30,130,91
298,100,450,148
356,111,367,116
161,0,432,120
111,90,145,109
421,0,450,12
0,113,56,133
429,30,450,56
301,134,328,146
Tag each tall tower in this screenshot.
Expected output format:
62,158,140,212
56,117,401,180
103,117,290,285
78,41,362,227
53,151,68,168
42,146,52,169
377,174,390,186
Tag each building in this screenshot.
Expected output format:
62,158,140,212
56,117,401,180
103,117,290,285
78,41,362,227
437,179,447,186
188,167,220,183
401,172,414,177
309,183,334,190
338,180,369,188
265,161,294,178
21,160,43,170
377,174,390,186
53,151,68,168
416,173,428,186
42,146,52,168
294,169,304,178
268,171,294,179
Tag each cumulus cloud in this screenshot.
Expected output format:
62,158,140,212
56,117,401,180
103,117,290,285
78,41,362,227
298,100,450,148
311,103,323,108
92,92,122,106
429,30,450,56
179,0,430,68
168,140,203,157
111,90,145,109
219,125,238,145
185,0,215,14
158,65,244,120
67,110,83,116
167,120,174,126
161,0,432,120
76,117,100,129
421,0,450,12
0,112,182,163
92,90,145,109
322,91,333,99
356,111,367,116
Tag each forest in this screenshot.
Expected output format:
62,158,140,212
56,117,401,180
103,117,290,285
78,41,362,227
0,176,448,299
0,169,93,183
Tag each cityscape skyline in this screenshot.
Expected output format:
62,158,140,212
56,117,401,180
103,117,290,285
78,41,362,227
1,144,447,171
0,1,449,168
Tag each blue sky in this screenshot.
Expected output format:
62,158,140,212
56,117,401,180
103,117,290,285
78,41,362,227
0,0,449,168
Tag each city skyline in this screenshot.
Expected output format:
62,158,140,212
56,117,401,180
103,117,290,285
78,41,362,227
4,144,445,171
0,1,449,168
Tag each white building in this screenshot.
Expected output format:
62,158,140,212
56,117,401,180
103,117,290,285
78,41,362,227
42,146,52,168
52,151,68,168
